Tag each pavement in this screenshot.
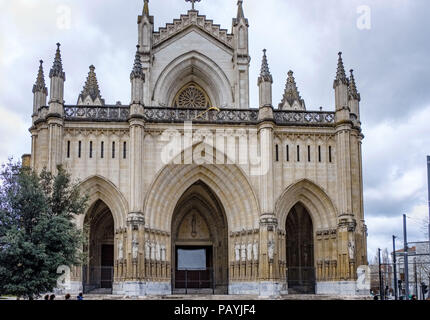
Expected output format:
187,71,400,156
30,294,373,300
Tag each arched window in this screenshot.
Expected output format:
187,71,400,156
174,82,212,108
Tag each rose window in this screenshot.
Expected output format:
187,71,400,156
174,83,211,108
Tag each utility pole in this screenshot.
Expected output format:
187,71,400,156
403,214,410,300
427,155,430,299
393,236,398,300
378,248,384,300
414,257,418,298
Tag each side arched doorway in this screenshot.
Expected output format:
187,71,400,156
286,203,315,294
83,200,115,294
171,181,228,294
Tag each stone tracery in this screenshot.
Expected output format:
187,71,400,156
174,82,211,108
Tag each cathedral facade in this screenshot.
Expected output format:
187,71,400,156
25,1,367,296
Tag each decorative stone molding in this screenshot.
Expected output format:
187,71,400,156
64,106,336,127
64,105,129,121
259,215,278,227
153,10,234,48
127,212,145,227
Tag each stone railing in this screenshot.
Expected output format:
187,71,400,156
64,106,335,126
143,107,259,124
274,110,335,126
64,105,130,122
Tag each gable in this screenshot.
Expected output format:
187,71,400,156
153,10,233,50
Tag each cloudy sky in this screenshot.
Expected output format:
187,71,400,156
0,0,429,261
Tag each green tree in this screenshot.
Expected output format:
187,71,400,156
0,160,88,299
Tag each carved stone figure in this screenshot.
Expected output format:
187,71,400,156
235,243,240,262
132,237,139,259
253,241,259,261
241,243,247,262
268,241,274,261
145,241,150,260
118,239,123,260
247,243,253,261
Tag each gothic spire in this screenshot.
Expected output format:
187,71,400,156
237,0,245,20
348,69,360,101
334,51,348,86
279,70,305,109
143,0,149,16
259,49,273,83
78,65,105,105
130,46,145,80
33,60,48,95
49,43,65,80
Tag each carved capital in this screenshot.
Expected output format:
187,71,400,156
259,214,278,227
127,212,145,228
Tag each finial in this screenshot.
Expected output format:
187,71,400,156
143,0,149,16
237,0,245,19
279,69,305,109
334,51,347,86
186,0,201,11
130,47,145,81
49,42,65,80
348,69,360,101
258,49,273,83
77,65,104,105
33,59,48,94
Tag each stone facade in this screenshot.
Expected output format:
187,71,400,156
26,1,367,296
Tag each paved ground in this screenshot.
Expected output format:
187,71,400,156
36,294,373,300
2,294,373,300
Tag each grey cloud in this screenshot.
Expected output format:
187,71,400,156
1,0,430,256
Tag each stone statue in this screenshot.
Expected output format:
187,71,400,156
348,240,355,260
191,214,197,238
118,239,123,260
247,243,253,261
241,243,246,261
161,245,166,261
268,241,274,261
235,243,240,262
253,241,259,261
156,243,161,261
145,241,150,260
132,237,138,259
150,241,156,261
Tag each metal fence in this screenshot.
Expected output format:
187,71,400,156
173,268,216,294
286,267,316,294
82,266,114,294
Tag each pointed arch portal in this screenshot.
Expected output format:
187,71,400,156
82,200,115,293
285,203,315,294
171,181,228,294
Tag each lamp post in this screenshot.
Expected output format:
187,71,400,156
393,236,398,300
378,248,384,300
427,156,430,299
403,214,410,300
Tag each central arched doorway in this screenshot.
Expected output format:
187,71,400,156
286,203,315,294
83,200,115,294
171,181,228,294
